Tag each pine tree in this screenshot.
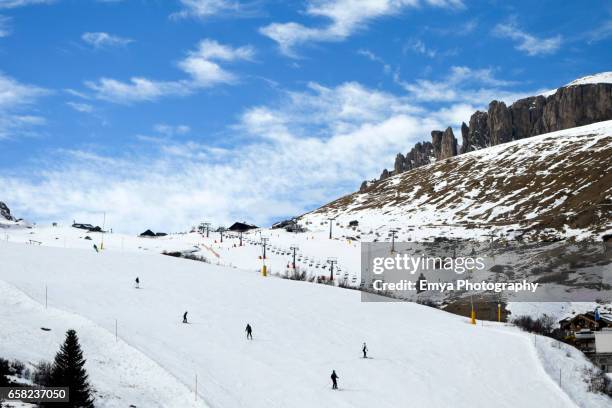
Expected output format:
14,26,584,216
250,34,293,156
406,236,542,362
48,330,94,408
0,358,10,387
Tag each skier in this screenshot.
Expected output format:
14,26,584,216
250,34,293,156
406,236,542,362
183,311,188,324
93,243,99,253
245,323,253,340
135,277,140,289
331,370,339,390
362,342,368,358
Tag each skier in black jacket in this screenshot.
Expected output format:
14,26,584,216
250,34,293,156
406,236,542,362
245,323,253,340
362,342,368,358
331,370,339,389
183,311,188,323
135,277,140,289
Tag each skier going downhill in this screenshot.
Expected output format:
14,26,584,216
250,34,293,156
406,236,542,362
245,323,253,340
183,311,188,324
331,370,339,389
135,277,140,289
362,342,368,358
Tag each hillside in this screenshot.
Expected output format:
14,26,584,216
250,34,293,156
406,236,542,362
0,240,609,408
301,120,612,241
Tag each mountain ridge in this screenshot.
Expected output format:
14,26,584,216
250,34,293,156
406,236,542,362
366,72,612,191
302,120,612,241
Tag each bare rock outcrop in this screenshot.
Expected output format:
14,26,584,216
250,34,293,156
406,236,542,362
367,81,612,186
461,111,489,153
488,101,513,146
0,202,15,221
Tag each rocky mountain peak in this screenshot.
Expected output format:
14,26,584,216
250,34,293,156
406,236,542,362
366,75,612,186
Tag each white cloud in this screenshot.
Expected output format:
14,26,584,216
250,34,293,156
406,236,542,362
85,39,254,103
1,81,440,231
405,39,437,58
0,72,48,139
0,15,11,37
82,32,133,48
0,0,54,8
177,39,254,86
395,66,534,105
357,49,391,74
583,18,612,44
260,0,464,56
154,123,191,136
171,0,241,20
85,77,191,104
493,20,561,56
0,72,47,108
66,102,94,113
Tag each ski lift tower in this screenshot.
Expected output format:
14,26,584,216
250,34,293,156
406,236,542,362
202,222,211,237
261,237,269,260
100,211,106,250
389,229,399,253
327,257,338,282
290,245,299,269
261,237,270,277
328,217,337,240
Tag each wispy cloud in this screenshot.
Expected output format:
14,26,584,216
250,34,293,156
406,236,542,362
66,102,94,113
85,39,255,103
404,39,437,58
394,65,536,105
0,72,48,139
357,49,392,74
0,81,438,231
0,0,54,8
153,123,191,136
583,18,612,44
0,15,10,37
260,0,464,56
493,19,561,56
82,32,133,49
170,0,246,20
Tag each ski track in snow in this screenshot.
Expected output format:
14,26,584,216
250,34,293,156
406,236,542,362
1,240,609,407
0,279,209,408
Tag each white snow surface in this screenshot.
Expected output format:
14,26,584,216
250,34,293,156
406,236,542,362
0,236,610,407
565,72,612,86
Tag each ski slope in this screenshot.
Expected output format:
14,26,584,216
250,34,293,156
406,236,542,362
1,241,609,407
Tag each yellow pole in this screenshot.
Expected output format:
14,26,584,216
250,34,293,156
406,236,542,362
470,299,476,325
261,264,267,277
498,303,501,322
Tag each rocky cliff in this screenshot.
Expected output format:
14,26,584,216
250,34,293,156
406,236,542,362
369,76,612,186
0,202,15,221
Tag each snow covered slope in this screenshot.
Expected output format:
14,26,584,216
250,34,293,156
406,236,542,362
566,72,612,86
0,241,610,407
301,120,612,241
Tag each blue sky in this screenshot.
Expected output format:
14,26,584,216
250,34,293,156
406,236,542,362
0,0,610,232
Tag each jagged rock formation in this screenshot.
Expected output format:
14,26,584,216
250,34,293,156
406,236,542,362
488,101,513,146
379,141,435,181
461,111,490,153
0,202,15,221
368,79,612,184
432,127,458,160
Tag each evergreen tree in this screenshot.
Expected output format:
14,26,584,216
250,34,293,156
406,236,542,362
0,358,10,387
48,330,94,408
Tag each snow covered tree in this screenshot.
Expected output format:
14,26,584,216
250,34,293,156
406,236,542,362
47,330,94,408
